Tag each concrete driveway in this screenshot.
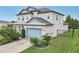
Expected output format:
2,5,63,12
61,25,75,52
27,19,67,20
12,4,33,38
0,38,32,53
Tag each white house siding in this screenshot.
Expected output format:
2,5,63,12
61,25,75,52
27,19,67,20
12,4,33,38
24,25,55,37
13,25,23,33
63,25,68,31
43,26,55,37
12,7,68,38
28,19,44,24
38,12,54,23
15,12,67,37
17,14,33,22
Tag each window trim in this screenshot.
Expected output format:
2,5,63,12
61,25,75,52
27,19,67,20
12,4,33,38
56,15,58,20
48,16,50,19
22,16,24,21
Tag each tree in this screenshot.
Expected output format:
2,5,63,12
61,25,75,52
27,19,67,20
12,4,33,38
72,18,75,38
66,15,74,29
74,19,79,29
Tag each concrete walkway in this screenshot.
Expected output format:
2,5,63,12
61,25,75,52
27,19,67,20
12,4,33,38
0,38,32,53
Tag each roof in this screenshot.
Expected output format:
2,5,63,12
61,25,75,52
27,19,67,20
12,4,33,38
17,6,38,15
38,8,53,12
0,20,9,23
26,17,53,25
17,9,32,15
17,6,64,16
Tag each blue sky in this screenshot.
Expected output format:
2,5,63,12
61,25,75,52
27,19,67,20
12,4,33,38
0,6,79,21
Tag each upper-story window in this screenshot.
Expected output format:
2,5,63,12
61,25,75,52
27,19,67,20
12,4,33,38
22,16,24,21
56,15,58,20
18,17,20,20
27,17,28,20
48,16,50,19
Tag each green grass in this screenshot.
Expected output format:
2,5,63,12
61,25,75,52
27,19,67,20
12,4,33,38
22,29,79,53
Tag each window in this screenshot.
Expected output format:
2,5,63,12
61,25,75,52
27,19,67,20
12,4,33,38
56,15,58,20
27,17,28,20
48,16,50,19
22,16,24,21
18,17,20,20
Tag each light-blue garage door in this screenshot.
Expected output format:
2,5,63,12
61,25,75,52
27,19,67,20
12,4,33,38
26,28,42,38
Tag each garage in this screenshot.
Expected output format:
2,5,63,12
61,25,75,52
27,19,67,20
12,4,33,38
26,28,42,38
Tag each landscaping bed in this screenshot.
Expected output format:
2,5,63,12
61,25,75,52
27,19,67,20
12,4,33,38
22,29,79,53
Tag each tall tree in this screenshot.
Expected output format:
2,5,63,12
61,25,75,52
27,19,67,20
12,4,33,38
74,19,79,29
66,15,74,29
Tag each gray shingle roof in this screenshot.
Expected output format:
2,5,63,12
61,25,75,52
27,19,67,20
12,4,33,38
38,8,52,12
17,6,64,16
26,17,53,25
17,6,38,15
0,20,9,23
18,9,31,15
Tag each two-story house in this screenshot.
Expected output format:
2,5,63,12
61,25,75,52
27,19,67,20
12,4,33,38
9,6,68,38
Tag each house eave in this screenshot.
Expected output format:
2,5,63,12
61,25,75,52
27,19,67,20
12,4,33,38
8,23,53,26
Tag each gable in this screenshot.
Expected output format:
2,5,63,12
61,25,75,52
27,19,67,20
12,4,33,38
27,19,43,24
26,17,53,25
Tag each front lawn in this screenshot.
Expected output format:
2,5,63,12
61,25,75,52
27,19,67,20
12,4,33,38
22,29,79,53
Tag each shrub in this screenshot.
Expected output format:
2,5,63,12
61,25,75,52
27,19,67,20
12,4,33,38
30,37,51,47
42,34,52,45
37,40,48,47
30,37,39,46
21,29,25,38
0,26,20,42
30,34,52,48
0,35,9,45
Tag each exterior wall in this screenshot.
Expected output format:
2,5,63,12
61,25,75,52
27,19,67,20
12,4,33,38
38,12,54,23
32,11,38,17
43,25,55,37
13,25,24,34
24,25,55,37
28,19,43,24
15,10,68,37
63,25,68,31
17,14,33,22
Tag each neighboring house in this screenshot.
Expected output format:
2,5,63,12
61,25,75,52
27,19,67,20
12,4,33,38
9,6,68,38
0,20,9,27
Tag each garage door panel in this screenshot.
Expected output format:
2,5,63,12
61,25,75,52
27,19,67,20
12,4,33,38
26,28,42,38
